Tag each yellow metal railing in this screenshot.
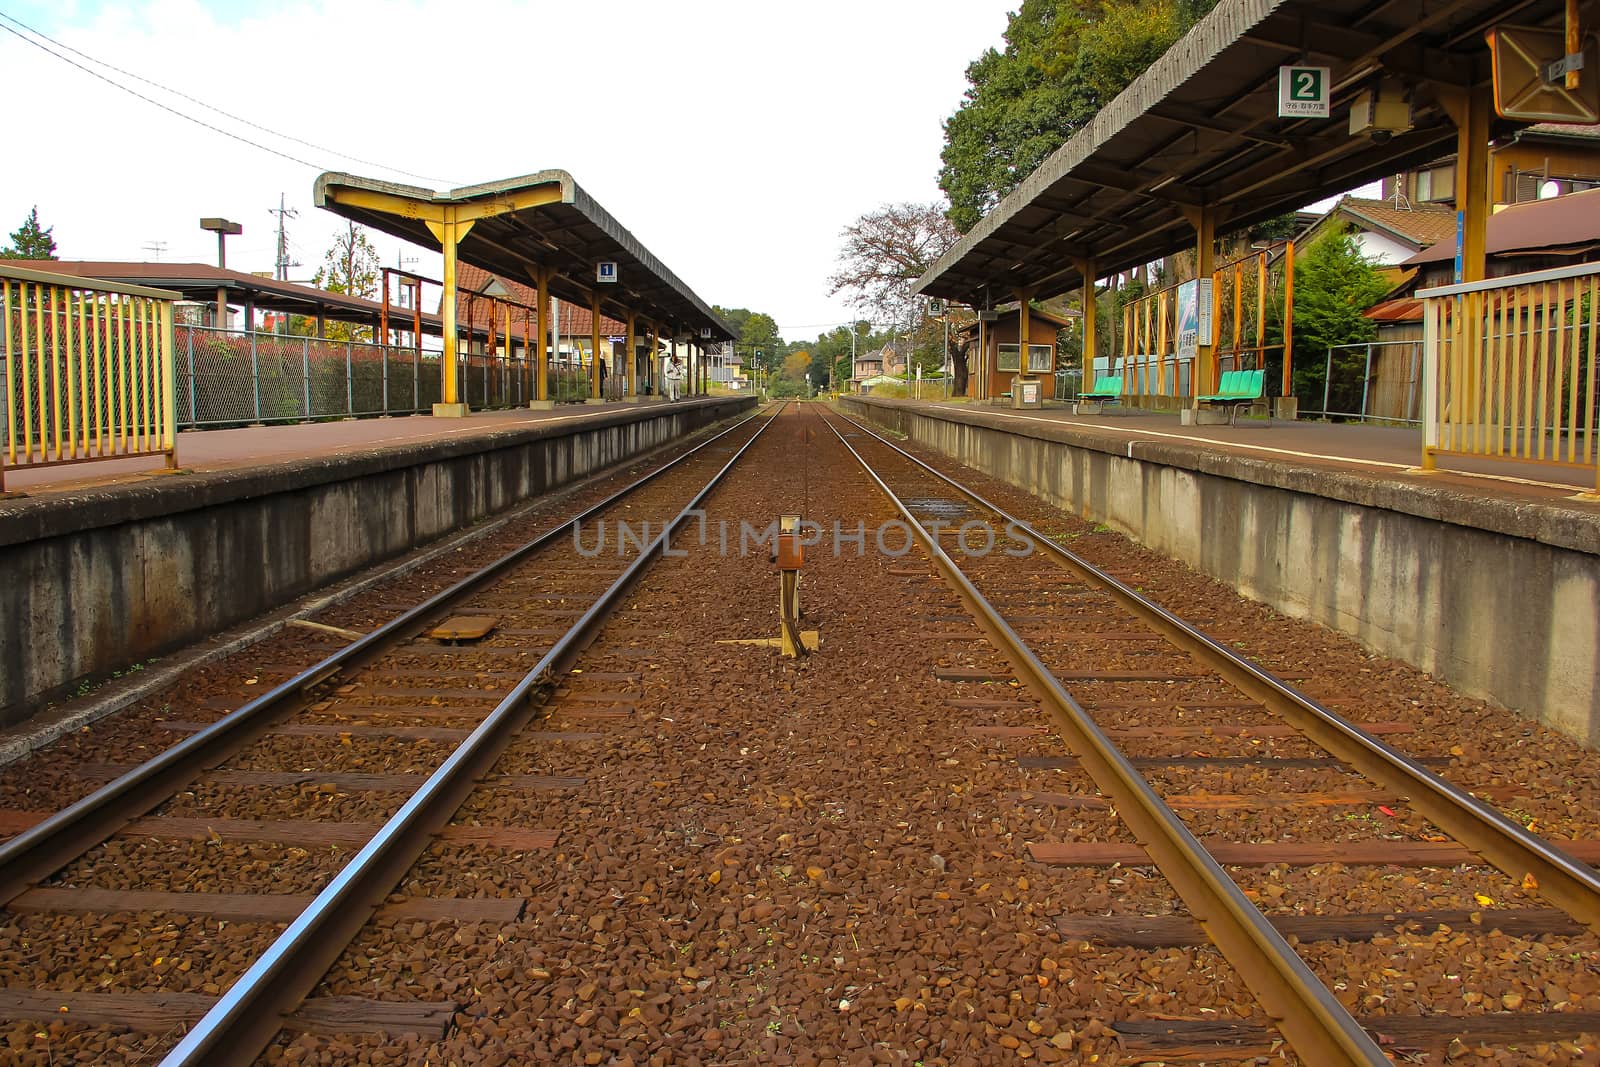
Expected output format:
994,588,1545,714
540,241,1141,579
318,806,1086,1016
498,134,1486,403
1,265,179,492
1420,262,1600,493
1116,244,1293,401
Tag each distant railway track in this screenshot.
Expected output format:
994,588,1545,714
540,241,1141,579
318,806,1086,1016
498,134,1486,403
822,405,1600,1064
0,402,784,1066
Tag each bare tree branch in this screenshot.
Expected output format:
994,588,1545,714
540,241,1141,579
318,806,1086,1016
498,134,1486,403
827,202,958,327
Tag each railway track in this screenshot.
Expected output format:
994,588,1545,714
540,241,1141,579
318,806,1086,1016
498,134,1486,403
821,406,1600,1064
0,402,784,1065
2,401,1598,1063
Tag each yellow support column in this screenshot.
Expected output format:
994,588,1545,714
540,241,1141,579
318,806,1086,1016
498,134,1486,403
644,322,657,397
625,314,638,402
1440,85,1492,283
1077,260,1097,391
531,268,553,409
424,209,475,418
587,292,604,404
1182,205,1218,399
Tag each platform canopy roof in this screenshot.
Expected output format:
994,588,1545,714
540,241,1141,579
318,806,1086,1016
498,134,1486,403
314,170,735,343
917,0,1589,305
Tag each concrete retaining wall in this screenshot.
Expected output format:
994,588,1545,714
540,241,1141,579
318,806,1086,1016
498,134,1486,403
842,397,1600,748
0,398,755,725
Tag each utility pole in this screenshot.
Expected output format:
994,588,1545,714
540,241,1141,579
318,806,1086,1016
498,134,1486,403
270,193,300,281
394,246,419,307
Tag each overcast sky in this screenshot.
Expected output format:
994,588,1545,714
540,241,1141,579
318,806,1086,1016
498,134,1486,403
0,0,1020,341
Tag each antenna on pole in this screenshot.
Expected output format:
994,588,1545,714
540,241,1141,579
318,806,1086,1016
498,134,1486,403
142,240,167,261
1389,173,1412,211
270,193,301,281
394,246,419,308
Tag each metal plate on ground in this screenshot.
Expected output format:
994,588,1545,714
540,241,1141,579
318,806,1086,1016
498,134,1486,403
427,615,499,641
904,497,971,519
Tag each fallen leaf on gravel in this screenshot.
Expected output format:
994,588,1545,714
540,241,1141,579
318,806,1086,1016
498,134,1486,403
1474,893,1495,907
1522,872,1540,892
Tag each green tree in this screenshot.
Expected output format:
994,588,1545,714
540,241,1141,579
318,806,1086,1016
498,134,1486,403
3,206,58,260
740,311,783,377
314,221,381,341
712,306,755,340
939,0,1217,233
1280,232,1390,413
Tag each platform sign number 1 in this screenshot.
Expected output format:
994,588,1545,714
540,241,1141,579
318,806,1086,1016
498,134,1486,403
596,261,618,284
1278,65,1330,118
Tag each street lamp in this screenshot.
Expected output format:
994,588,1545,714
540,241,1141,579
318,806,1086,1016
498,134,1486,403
200,217,242,329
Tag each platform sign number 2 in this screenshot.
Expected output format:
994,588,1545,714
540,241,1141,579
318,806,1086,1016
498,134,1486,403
1278,66,1330,118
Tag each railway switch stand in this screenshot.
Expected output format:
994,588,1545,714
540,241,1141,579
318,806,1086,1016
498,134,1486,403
775,515,807,658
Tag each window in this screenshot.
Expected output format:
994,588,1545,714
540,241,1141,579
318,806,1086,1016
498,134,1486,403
1414,164,1454,203
998,343,1055,373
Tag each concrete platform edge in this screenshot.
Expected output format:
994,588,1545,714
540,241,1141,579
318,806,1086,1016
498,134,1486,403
848,397,1600,557
0,398,741,549
841,396,1600,748
0,418,733,766
0,398,755,726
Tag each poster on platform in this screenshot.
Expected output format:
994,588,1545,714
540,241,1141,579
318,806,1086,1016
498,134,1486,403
1176,278,1213,361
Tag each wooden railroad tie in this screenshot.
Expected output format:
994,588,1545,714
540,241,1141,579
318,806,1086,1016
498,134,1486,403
0,990,458,1038
72,765,586,793
1115,1012,1600,1057
1027,838,1600,867
1055,908,1583,948
0,809,558,851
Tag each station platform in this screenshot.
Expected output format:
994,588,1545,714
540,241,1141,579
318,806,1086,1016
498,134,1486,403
840,394,1600,749
855,398,1599,508
2,399,718,498
0,395,755,725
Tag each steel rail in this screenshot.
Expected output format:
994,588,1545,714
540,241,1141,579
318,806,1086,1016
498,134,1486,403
833,408,1600,935
0,404,771,904
819,409,1388,1066
160,402,787,1067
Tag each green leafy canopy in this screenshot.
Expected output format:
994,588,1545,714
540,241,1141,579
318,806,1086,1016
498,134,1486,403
939,0,1216,233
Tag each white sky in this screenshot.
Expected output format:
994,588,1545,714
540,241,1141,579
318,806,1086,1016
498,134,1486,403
0,0,1017,342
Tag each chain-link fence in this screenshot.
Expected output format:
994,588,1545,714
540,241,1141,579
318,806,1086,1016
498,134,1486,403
173,326,592,427
1299,340,1423,424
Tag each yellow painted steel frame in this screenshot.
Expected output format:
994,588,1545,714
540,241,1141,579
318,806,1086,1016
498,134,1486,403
1211,247,1292,380
590,293,603,400
1439,86,1492,284
1076,258,1097,374
1421,263,1600,492
322,185,563,415
535,268,551,404
1187,204,1218,397
625,314,637,398
1118,244,1294,401
2,267,178,490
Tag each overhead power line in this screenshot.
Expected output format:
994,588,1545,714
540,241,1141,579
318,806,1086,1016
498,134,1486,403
0,9,460,187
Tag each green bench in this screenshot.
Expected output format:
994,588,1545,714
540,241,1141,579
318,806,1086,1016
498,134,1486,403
1076,374,1123,414
1197,368,1265,425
